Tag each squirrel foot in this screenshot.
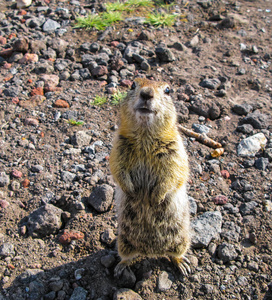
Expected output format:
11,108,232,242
114,261,130,278
171,256,191,276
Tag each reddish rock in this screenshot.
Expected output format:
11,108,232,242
30,87,44,96
18,9,27,15
12,170,23,178
12,97,20,104
110,58,124,71
8,33,17,39
0,48,13,58
91,66,108,77
7,264,15,270
40,74,59,92
59,231,84,245
220,170,230,179
0,36,7,45
24,118,39,126
53,99,69,108
120,79,133,87
212,195,228,205
4,75,13,82
13,37,29,53
3,62,12,69
0,200,9,209
110,41,119,47
21,178,30,188
178,93,190,102
19,53,38,64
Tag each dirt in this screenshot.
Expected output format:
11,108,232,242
0,0,272,299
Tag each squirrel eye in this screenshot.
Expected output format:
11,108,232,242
164,86,170,94
131,82,136,90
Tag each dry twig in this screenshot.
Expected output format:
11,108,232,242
178,125,222,149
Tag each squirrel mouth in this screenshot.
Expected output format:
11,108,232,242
137,107,154,114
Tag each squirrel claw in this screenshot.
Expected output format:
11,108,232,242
171,256,191,276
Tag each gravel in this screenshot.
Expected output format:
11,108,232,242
0,0,271,299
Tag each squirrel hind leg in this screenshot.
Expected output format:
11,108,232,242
170,255,191,276
115,235,138,277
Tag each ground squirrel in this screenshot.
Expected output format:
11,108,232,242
110,78,191,277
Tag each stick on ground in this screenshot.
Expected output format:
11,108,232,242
178,125,222,149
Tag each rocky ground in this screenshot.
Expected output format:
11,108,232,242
0,0,272,299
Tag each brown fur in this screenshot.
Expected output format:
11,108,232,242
110,78,191,276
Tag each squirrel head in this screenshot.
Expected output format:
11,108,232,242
120,78,177,133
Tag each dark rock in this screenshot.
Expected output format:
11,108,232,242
88,184,114,213
25,204,63,238
91,65,108,77
79,68,91,79
239,201,257,216
100,253,116,268
236,124,253,134
191,211,222,248
117,268,136,288
138,30,155,41
192,123,210,134
3,86,22,97
13,37,29,53
218,17,236,29
100,228,116,246
44,291,56,300
200,78,221,89
155,46,175,62
124,44,141,64
221,221,241,242
90,42,100,52
240,112,269,129
48,38,68,54
255,157,269,170
232,103,253,115
217,243,238,262
140,60,151,72
190,95,221,120
70,287,87,300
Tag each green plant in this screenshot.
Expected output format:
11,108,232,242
67,119,84,126
145,12,177,27
74,14,106,30
111,91,127,105
91,95,107,106
126,0,153,8
106,0,128,12
102,11,123,26
74,11,123,30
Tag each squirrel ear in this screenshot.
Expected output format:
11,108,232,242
131,82,136,90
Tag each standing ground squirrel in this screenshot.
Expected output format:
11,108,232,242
110,78,191,277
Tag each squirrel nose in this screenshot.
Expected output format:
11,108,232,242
140,87,154,101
